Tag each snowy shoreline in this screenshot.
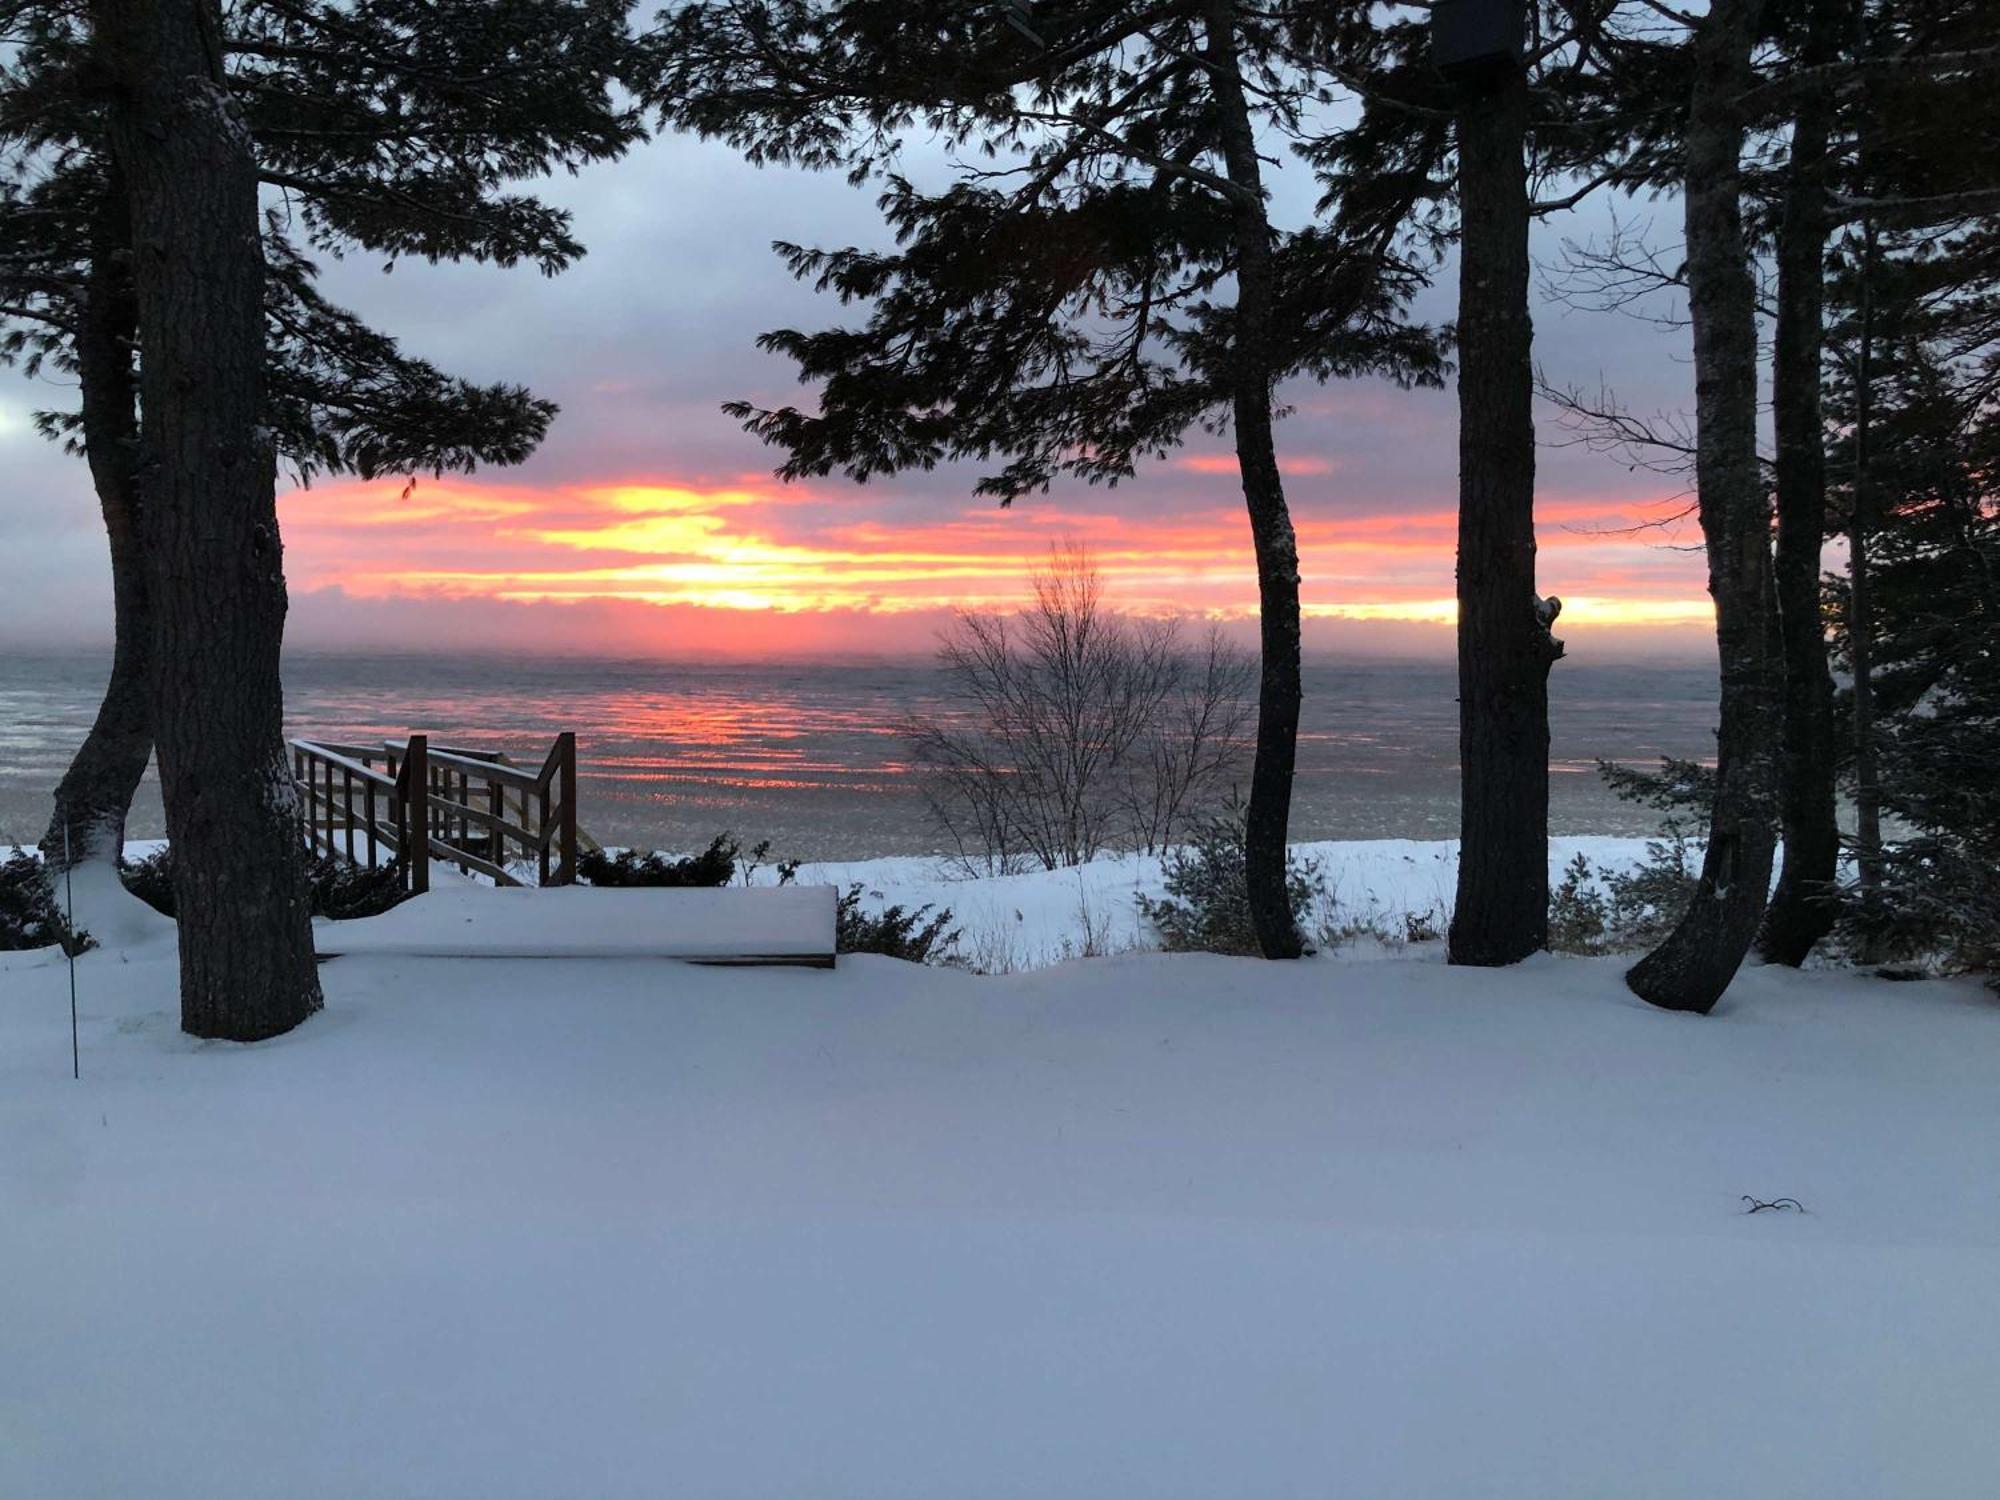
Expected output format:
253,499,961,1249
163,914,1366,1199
25,834,1669,972
780,835,1662,970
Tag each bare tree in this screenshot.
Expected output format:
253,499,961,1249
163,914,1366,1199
907,546,1251,874
1123,623,1257,856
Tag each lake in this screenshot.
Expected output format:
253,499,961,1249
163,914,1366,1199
0,651,1719,858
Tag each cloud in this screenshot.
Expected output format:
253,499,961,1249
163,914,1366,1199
251,465,1715,661
275,584,1710,664
1,124,1710,663
1177,453,1339,478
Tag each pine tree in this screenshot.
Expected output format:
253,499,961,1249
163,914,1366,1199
1754,0,1843,966
89,0,326,1038
1,1,641,879
1821,21,2000,970
1753,0,2000,962
1436,1,1564,968
1831,293,2000,969
1507,0,1993,992
1307,1,1696,968
1621,0,1781,1014
646,0,1446,957
0,0,641,1038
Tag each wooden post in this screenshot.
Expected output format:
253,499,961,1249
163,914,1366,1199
365,775,378,869
537,780,552,887
556,732,578,886
388,750,404,882
405,734,430,895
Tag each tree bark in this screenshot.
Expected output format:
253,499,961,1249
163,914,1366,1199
1205,0,1303,959
1625,0,1780,1015
1446,42,1561,968
1848,220,1885,892
1758,34,1840,968
39,164,154,872
95,0,322,1040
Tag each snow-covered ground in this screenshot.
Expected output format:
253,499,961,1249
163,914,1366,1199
4,848,1998,1498
98,834,1659,967
786,835,1656,970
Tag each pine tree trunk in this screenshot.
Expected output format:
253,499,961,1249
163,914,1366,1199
1447,47,1560,968
39,165,153,872
1848,221,1885,891
1758,48,1840,967
1205,0,1302,959
96,0,323,1040
1625,0,1780,1015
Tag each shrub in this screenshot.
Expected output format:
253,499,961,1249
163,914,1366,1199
1602,834,1699,947
577,835,739,888
0,853,90,953
1315,914,1395,950
119,847,177,917
1547,852,1611,954
1836,665,2000,978
738,839,801,888
836,884,959,963
1137,810,1321,956
1546,842,1699,956
1402,907,1445,945
1555,757,1707,955
1836,837,2000,977
312,860,412,921
121,847,412,922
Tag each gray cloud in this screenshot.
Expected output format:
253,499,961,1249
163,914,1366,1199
1,126,1704,650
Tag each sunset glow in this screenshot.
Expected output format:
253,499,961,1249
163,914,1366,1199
276,470,1712,653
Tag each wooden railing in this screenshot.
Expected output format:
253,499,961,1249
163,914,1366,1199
290,731,580,891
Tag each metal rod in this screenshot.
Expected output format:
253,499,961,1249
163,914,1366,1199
63,823,78,1081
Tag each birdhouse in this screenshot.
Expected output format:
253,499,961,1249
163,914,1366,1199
1432,0,1524,81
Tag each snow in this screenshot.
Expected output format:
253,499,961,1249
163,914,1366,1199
785,835,1641,970
24,834,1659,972
4,842,1998,1498
317,882,837,962
49,853,177,954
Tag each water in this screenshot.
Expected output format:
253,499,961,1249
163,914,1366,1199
0,651,1719,858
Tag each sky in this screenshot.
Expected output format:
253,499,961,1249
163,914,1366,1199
0,127,1713,662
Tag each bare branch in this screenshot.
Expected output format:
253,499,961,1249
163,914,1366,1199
1537,372,1699,477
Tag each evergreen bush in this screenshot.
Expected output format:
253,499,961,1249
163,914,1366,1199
1137,811,1322,956
835,885,959,963
577,835,740,888
121,847,411,922
0,852,89,953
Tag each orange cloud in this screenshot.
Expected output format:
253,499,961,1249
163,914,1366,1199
276,474,1711,651
1176,453,1338,477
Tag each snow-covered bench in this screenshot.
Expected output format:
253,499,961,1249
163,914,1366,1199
313,884,838,967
